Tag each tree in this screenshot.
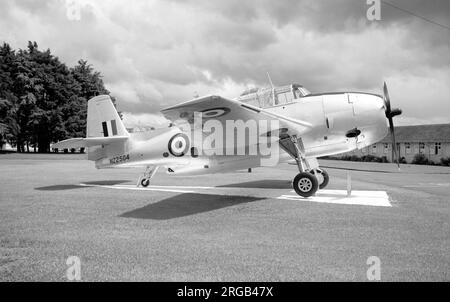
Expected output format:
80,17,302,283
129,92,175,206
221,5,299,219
71,59,109,99
0,43,15,96
66,59,110,138
0,42,111,152
0,94,23,151
0,122,7,149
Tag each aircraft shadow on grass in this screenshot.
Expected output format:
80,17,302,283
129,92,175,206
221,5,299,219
34,180,130,191
120,193,265,220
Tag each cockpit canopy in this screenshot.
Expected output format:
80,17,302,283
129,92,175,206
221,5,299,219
292,84,311,98
237,83,311,108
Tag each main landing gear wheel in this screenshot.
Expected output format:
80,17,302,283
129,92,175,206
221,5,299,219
311,169,329,189
141,178,150,187
138,166,158,187
293,172,319,198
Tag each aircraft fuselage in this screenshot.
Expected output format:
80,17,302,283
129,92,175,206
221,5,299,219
95,91,389,176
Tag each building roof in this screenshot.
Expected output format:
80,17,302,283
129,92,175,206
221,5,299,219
380,123,450,143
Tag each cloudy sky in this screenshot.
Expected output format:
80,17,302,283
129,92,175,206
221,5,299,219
1,0,449,127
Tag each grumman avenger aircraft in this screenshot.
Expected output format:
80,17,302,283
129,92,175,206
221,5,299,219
53,82,402,198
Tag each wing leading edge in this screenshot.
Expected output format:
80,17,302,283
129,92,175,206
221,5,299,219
161,95,312,137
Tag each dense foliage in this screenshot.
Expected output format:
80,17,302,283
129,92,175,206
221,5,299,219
411,153,429,165
0,41,110,152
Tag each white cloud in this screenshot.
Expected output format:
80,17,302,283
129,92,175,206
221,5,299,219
121,112,169,129
1,0,449,126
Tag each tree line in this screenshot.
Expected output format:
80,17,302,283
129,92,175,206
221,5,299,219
0,41,114,152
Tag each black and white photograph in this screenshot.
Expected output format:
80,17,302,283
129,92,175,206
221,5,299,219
0,0,449,286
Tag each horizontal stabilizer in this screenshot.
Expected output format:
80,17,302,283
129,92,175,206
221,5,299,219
52,136,128,149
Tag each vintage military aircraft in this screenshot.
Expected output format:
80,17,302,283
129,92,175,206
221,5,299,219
53,82,401,197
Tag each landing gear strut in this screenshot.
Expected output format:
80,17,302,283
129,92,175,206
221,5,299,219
137,166,158,187
279,135,329,197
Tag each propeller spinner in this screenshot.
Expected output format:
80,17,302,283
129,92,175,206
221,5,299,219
383,82,402,168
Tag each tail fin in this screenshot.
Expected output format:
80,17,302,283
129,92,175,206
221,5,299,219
52,95,129,164
87,95,128,138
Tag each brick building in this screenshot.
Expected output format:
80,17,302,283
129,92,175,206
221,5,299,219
337,124,450,164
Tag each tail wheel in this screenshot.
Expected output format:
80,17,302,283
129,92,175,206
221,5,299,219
311,169,329,189
141,178,150,187
293,172,319,198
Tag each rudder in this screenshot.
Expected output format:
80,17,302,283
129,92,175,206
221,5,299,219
87,95,128,138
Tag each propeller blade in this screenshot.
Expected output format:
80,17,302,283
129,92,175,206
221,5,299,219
383,82,391,114
383,82,401,168
389,117,400,168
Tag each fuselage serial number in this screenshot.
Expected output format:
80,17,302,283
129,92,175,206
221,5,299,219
109,154,130,165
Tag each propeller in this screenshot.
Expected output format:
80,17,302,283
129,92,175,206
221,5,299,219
383,82,402,168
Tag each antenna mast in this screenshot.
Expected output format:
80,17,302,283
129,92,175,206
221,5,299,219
266,72,274,89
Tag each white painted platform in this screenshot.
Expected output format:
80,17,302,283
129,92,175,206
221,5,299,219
80,183,392,207
277,190,392,207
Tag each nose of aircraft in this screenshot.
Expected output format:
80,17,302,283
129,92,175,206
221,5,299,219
352,84,403,167
351,93,390,147
352,93,386,124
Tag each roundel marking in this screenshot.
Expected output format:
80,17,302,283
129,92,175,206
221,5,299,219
200,107,230,118
168,133,190,157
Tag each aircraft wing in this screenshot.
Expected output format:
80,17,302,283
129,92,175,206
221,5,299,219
161,95,312,137
52,136,129,149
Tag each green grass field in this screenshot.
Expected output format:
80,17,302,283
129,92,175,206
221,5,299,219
0,154,449,281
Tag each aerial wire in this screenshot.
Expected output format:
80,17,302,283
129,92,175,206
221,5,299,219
381,0,450,31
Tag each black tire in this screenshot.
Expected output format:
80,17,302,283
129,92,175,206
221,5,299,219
293,172,319,198
311,169,329,189
141,178,150,187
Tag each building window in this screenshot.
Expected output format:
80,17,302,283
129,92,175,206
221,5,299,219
405,143,411,154
419,142,425,154
434,142,441,155
372,144,377,154
383,143,389,154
